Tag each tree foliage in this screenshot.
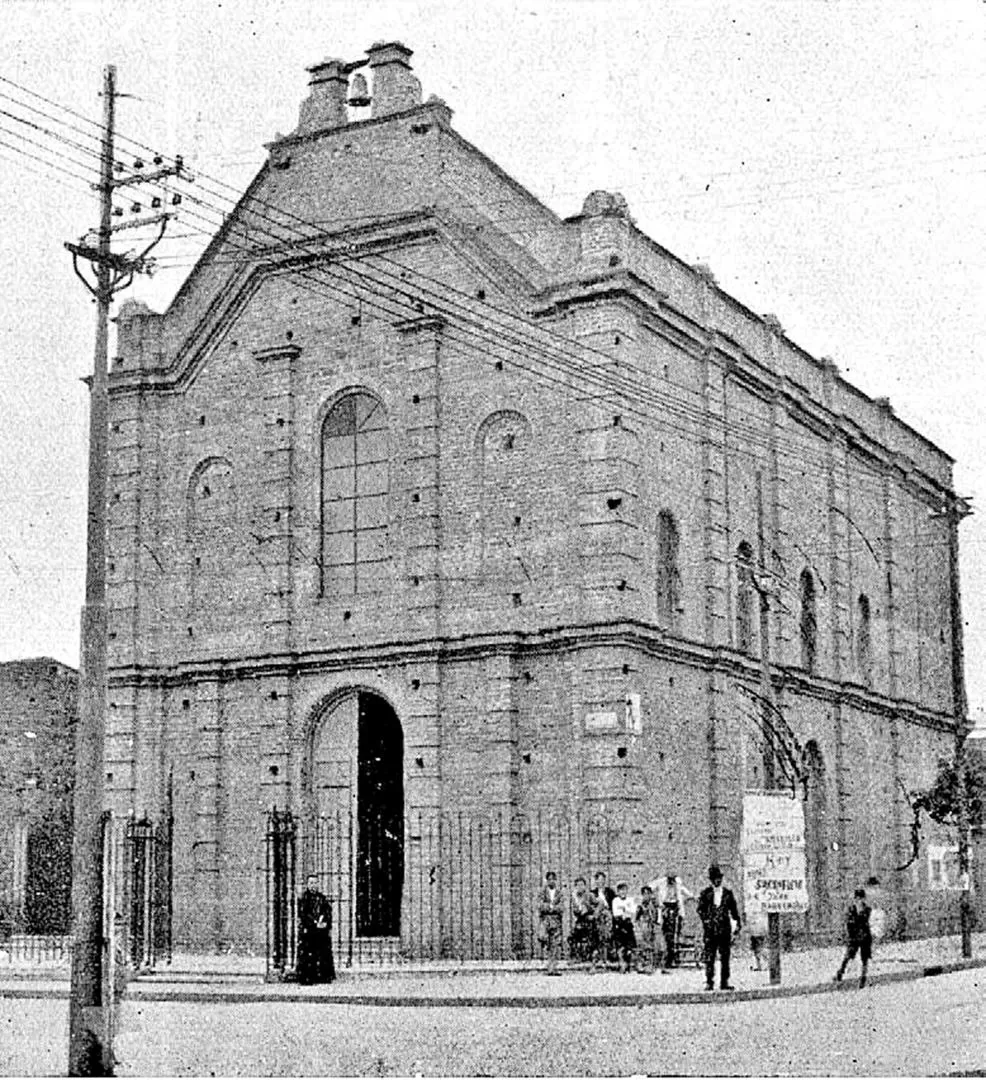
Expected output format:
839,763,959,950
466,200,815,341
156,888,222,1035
897,747,986,872
913,753,986,829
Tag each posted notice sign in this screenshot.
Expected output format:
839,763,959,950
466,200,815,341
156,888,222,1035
742,792,809,915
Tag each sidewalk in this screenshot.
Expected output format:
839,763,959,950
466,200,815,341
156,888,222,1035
3,932,985,1008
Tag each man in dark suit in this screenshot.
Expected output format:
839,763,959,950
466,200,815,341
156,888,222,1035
697,864,741,990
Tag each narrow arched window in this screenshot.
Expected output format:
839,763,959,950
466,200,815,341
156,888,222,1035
736,540,755,654
857,594,872,685
799,569,817,672
803,740,829,931
656,510,681,624
321,392,388,596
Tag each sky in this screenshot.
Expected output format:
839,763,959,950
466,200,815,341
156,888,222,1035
0,0,984,716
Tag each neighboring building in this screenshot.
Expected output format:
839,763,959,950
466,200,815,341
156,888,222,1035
106,42,971,954
0,658,76,936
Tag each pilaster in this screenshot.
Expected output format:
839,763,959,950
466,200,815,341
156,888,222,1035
700,335,730,647
254,343,301,655
191,675,224,948
574,306,641,623
397,317,444,639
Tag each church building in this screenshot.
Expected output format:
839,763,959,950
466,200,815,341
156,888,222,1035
106,41,972,956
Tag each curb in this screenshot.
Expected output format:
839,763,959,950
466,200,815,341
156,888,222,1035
4,956,986,1009
120,955,986,1008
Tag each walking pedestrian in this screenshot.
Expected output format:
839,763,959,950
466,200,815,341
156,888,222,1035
834,888,873,988
697,865,741,991
296,874,335,985
537,870,564,975
611,882,637,972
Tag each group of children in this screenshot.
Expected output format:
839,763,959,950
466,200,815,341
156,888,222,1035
538,869,695,974
538,867,880,989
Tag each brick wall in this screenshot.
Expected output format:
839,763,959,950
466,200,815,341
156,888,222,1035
104,86,966,953
0,659,76,935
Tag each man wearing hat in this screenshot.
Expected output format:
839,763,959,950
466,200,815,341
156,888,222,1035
697,865,741,990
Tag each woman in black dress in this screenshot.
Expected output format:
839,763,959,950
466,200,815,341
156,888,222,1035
296,874,335,984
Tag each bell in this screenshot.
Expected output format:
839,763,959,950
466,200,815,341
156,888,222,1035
348,72,371,108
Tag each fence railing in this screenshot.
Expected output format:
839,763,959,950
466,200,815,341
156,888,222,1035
0,810,172,977
0,933,72,964
266,806,639,972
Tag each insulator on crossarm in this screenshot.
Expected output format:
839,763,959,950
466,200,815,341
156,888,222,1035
171,193,182,206
130,202,142,213
133,158,144,169
114,161,125,173
151,197,162,208
153,154,163,165
112,206,124,217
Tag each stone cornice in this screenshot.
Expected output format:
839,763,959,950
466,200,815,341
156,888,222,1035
108,211,442,395
106,619,958,733
528,271,953,502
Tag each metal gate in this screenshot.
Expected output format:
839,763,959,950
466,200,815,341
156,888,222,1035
266,808,297,980
124,814,173,971
265,805,626,972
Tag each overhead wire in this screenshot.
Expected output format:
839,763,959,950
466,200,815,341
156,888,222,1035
3,70,985,231
0,74,964,560
0,107,935,520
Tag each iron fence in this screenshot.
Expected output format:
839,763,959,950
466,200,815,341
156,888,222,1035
124,815,172,970
266,808,297,979
266,805,635,972
0,933,71,964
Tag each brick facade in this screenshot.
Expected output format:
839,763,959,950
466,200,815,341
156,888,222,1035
106,43,971,953
0,658,76,935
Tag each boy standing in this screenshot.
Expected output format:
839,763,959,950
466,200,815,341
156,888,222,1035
538,870,564,975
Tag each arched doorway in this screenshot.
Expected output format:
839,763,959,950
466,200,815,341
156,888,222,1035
308,690,404,939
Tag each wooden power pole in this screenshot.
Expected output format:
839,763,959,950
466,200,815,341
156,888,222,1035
755,471,784,986
66,65,183,1076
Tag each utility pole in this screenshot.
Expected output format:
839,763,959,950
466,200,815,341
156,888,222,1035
66,65,183,1076
755,470,784,986
942,495,973,958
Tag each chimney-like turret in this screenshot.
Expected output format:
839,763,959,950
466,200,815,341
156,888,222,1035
367,41,422,118
296,58,349,134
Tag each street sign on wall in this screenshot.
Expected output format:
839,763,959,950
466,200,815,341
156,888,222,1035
741,792,809,915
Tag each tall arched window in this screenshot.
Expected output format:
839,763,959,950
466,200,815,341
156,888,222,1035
656,510,681,624
857,594,872,685
736,540,755,654
321,391,388,596
799,569,817,673
803,740,829,934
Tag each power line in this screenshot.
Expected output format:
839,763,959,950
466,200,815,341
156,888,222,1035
0,76,964,548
